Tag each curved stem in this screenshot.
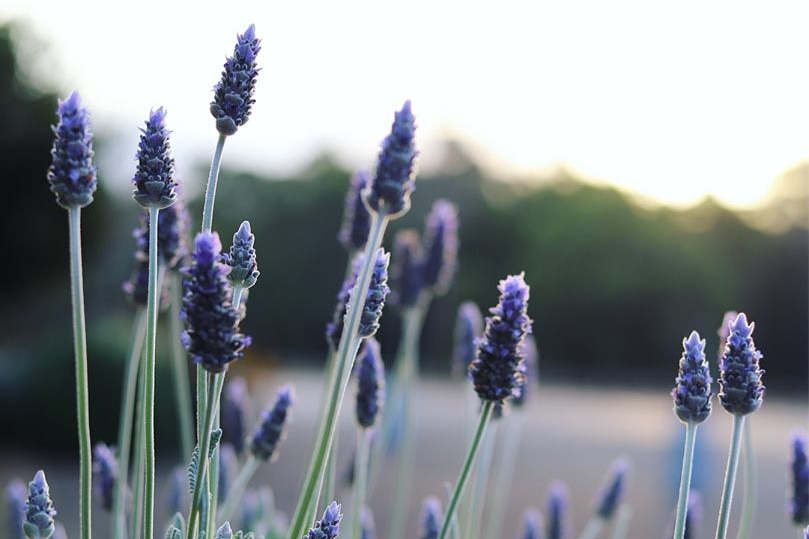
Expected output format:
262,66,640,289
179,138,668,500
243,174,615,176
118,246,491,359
68,206,92,539
673,422,699,539
735,420,756,539
217,455,260,524
351,428,372,539
201,134,227,233
438,400,494,539
170,274,195,461
715,415,746,539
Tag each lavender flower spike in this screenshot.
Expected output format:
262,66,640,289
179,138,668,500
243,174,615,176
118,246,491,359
215,521,233,539
132,107,177,209
211,24,261,136
790,431,809,525
356,338,385,428
92,442,117,511
249,385,293,461
546,481,569,539
221,377,252,454
305,500,342,539
421,199,459,295
351,249,391,339
672,331,713,424
338,170,372,252
595,459,629,521
718,313,765,416
326,266,357,349
520,509,543,539
7,479,26,539
470,273,532,404
223,221,260,289
47,91,97,209
419,497,442,539
452,301,483,379
390,230,424,308
181,232,251,373
364,101,417,218
23,471,56,539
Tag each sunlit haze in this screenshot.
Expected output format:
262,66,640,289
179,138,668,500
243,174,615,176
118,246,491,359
3,0,807,208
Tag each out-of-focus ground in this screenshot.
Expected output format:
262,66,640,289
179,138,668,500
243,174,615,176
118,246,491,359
2,369,806,538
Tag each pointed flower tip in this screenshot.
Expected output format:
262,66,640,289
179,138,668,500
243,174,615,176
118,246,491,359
732,312,753,336
212,25,261,135
684,330,704,351
249,385,294,461
306,501,342,539
48,91,97,209
215,521,233,539
242,23,256,41
225,220,259,288
595,459,629,520
24,470,56,539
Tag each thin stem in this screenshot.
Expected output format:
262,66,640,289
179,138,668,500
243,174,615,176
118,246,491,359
217,455,260,524
673,422,699,539
68,206,92,539
577,518,605,539
715,415,746,539
113,307,147,539
201,134,227,233
735,420,756,539
286,212,389,539
351,428,372,539
232,284,245,310
482,414,523,539
170,274,195,461
442,482,461,539
437,400,494,539
131,345,147,539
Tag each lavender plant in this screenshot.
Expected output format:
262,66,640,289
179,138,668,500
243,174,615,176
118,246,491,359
23,471,56,539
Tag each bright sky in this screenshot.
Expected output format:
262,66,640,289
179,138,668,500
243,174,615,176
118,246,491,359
3,0,807,208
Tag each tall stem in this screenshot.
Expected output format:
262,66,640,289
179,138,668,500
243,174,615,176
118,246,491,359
351,428,372,539
170,274,195,461
131,345,147,539
68,206,92,539
217,455,260,524
438,400,494,539
673,422,699,539
715,415,746,539
735,420,756,539
286,212,389,539
201,134,227,233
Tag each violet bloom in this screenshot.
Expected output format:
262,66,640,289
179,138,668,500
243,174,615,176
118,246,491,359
305,501,342,539
790,431,809,525
132,107,177,209
672,331,713,424
47,91,97,209
470,273,532,404
7,479,26,539
211,24,261,136
352,249,391,339
452,302,483,379
595,459,629,521
364,101,417,218
23,471,56,539
92,442,117,511
326,266,357,350
339,170,372,252
546,481,569,539
390,230,424,308
421,199,458,296
520,509,543,539
215,522,232,539
356,338,385,428
181,232,251,373
718,313,764,416
223,221,260,289
249,386,293,462
221,377,252,454
419,497,442,539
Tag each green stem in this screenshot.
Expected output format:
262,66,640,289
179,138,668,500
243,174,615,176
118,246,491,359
577,517,605,539
735,420,755,539
286,212,389,539
170,274,195,461
113,307,147,539
217,455,260,524
673,422,699,539
351,428,372,539
715,414,746,539
131,345,147,539
438,400,494,539
68,206,92,539
201,134,227,233
482,414,522,539
442,482,461,539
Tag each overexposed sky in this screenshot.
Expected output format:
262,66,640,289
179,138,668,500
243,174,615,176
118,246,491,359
3,0,807,207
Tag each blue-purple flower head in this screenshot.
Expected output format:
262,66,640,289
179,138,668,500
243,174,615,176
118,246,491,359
215,522,232,539
595,459,629,521
718,313,764,416
181,232,251,373
391,230,424,308
305,501,342,539
7,478,26,539
339,170,372,252
546,481,569,539
355,338,385,428
47,91,97,209
364,101,417,218
23,471,56,539
672,331,713,424
249,385,293,462
520,509,543,539
221,377,252,454
347,249,391,339
211,24,261,136
419,497,442,539
92,442,117,511
470,273,532,404
421,200,459,296
790,431,809,525
513,334,539,408
132,107,177,209
326,263,357,350
453,302,483,379
223,221,260,289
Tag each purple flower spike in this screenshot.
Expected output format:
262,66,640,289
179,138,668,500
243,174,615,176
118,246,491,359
453,302,483,379
47,91,97,209
215,522,232,539
339,170,372,252
352,249,391,339
513,335,539,408
132,107,177,209
221,377,252,455
546,481,569,539
391,230,424,308
7,479,26,539
520,509,543,539
326,263,357,350
23,470,56,539
595,459,629,521
718,313,764,416
672,331,713,424
419,497,442,539
249,385,293,462
211,24,261,136
790,431,809,525
181,232,251,373
223,221,260,289
92,442,117,511
356,338,385,428
421,200,459,296
305,501,342,539
470,273,532,404
364,101,417,218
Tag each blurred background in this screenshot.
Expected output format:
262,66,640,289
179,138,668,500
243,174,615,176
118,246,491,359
0,1,807,537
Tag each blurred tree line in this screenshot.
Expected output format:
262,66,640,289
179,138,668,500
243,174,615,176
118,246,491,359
0,23,806,451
